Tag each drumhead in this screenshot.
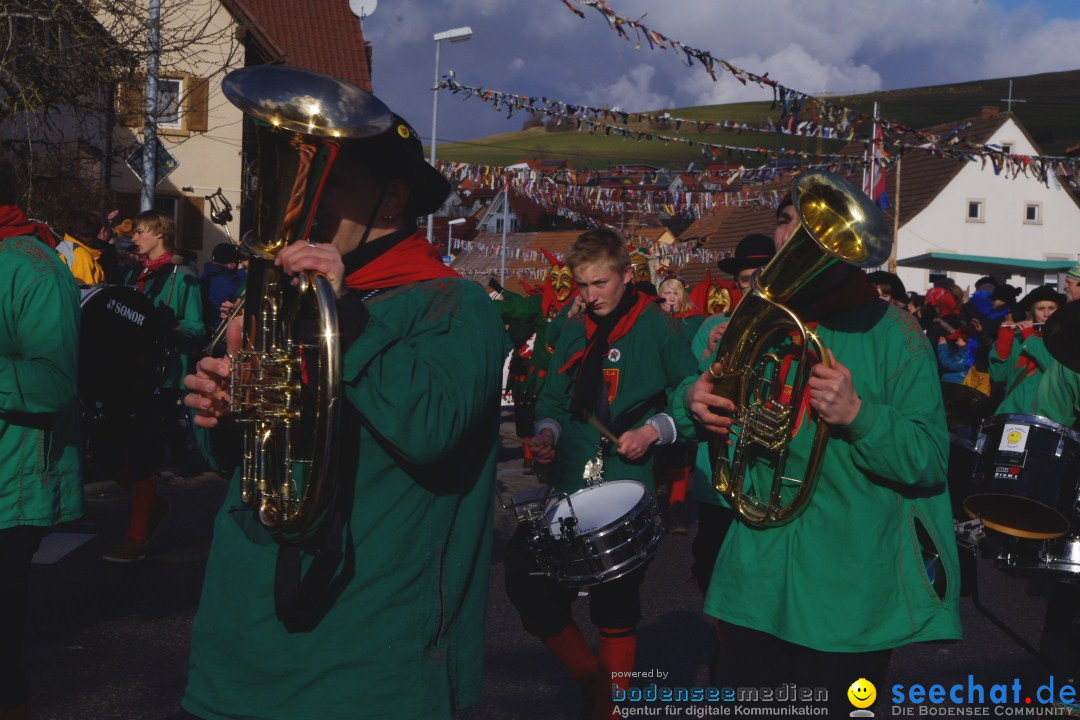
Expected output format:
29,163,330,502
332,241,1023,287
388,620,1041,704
79,285,166,417
546,480,646,537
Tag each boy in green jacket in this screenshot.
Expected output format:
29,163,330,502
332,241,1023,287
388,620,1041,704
505,228,696,719
101,210,205,562
181,93,502,720
676,180,961,715
0,158,83,720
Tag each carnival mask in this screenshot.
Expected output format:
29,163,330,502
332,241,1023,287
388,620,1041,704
549,266,574,302
706,286,732,315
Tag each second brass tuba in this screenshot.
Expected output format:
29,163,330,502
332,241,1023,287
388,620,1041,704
707,171,892,527
221,66,393,543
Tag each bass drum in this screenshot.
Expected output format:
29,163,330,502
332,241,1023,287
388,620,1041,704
529,480,664,588
79,285,166,419
964,413,1080,540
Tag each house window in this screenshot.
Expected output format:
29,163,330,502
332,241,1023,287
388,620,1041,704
1000,143,1012,155
157,78,183,129
966,199,985,223
1024,202,1042,225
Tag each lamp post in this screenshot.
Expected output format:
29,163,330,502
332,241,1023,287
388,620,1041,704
447,217,466,255
428,26,473,244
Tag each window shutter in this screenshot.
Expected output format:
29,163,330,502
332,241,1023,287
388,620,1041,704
185,77,210,133
116,73,145,128
181,195,205,250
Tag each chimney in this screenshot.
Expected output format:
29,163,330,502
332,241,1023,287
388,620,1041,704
977,106,1001,119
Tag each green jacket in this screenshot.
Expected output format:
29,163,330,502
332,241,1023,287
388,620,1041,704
673,300,961,652
536,299,697,494
125,263,205,388
1035,361,1080,427
990,330,1053,415
495,290,570,401
0,236,83,528
183,277,503,720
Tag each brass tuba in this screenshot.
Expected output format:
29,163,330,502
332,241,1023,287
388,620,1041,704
221,66,393,543
708,171,892,527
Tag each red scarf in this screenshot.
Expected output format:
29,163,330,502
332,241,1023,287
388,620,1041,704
134,252,175,292
345,230,459,291
0,204,57,249
559,290,654,375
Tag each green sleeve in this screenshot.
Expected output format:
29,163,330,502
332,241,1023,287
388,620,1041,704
1035,362,1080,426
691,314,726,365
988,333,1020,384
1020,335,1054,372
669,373,706,443
534,318,580,433
844,319,949,489
544,300,575,351
496,291,542,325
170,269,206,342
342,283,502,467
0,253,80,414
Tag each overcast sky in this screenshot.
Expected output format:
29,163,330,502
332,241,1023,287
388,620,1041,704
359,0,1080,152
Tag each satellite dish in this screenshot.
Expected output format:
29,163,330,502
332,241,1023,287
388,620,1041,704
349,0,377,19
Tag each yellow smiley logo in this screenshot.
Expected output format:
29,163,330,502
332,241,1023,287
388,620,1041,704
1007,430,1023,445
397,124,411,139
848,678,876,709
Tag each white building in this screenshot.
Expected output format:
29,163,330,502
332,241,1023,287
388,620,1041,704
877,109,1080,295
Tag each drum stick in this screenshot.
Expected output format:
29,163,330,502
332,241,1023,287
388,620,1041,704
500,432,538,448
584,413,622,448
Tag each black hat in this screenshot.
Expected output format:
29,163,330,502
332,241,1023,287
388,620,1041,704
345,114,451,218
866,270,906,300
718,234,775,275
1017,285,1066,315
974,276,997,291
990,284,1022,303
211,242,240,264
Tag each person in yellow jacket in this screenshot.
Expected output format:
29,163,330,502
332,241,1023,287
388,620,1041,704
56,210,106,285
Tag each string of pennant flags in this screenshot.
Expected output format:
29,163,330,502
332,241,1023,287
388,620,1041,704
439,73,866,167
436,158,818,224
556,0,1080,185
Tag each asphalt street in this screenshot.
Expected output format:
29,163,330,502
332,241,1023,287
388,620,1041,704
22,412,1076,719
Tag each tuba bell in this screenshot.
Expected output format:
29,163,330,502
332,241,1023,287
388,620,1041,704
221,66,393,543
707,170,892,527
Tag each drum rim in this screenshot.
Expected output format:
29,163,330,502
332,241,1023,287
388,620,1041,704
964,492,1070,540
980,413,1080,445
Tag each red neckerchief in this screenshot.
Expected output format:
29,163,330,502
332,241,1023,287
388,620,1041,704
134,252,174,291
559,290,654,374
344,230,459,291
674,307,706,319
0,204,57,249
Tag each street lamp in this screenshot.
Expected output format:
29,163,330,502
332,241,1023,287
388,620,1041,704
447,217,466,255
428,26,473,244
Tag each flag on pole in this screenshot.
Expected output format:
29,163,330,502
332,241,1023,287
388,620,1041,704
862,120,891,212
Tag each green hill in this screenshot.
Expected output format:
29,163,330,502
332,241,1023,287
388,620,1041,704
435,68,1080,170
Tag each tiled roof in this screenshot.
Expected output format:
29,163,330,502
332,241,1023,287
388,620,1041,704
223,0,372,91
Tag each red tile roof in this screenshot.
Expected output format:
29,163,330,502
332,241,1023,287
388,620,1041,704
223,0,372,91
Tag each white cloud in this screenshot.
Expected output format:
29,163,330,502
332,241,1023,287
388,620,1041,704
508,58,525,72
583,64,676,112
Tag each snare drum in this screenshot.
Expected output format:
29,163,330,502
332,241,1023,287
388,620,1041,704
79,285,166,419
964,414,1080,540
528,480,664,588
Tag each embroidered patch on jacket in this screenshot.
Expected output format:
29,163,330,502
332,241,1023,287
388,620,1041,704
607,348,621,362
603,368,620,404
